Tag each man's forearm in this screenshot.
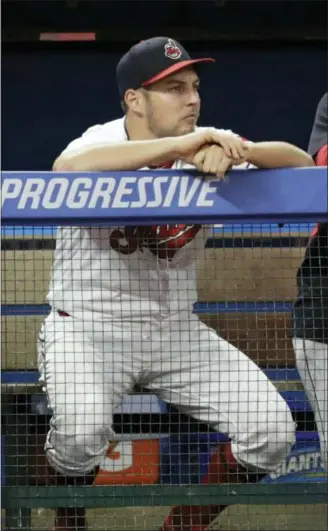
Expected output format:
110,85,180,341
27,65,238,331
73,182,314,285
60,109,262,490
247,142,315,168
53,137,179,172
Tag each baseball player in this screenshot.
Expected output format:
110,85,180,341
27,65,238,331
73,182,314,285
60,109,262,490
292,92,328,472
39,37,314,531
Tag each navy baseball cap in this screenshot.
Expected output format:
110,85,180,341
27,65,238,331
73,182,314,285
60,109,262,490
116,37,215,98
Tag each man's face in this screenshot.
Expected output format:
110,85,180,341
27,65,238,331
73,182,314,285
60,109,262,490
141,67,201,137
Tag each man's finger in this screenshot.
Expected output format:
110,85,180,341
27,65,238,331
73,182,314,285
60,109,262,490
230,141,243,160
203,146,217,173
193,146,208,168
216,155,232,178
211,148,226,175
219,140,234,158
208,131,233,157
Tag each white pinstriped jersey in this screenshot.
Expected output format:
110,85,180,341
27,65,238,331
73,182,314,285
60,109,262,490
46,117,250,321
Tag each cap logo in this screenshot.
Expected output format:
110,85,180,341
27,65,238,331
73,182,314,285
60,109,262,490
164,39,182,60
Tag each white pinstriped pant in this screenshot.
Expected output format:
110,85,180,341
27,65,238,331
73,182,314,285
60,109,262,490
293,338,328,470
38,311,296,477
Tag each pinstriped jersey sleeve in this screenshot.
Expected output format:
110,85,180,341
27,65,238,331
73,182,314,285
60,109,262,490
308,93,327,157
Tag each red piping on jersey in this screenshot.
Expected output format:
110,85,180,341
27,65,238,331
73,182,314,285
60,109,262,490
149,161,174,169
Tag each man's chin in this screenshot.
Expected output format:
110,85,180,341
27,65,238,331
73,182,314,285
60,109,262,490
176,123,197,136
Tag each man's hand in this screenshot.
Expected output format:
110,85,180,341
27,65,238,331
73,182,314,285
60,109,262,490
176,128,248,165
192,145,232,178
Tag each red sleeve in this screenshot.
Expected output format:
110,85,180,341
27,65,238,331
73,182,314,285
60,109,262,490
315,144,328,166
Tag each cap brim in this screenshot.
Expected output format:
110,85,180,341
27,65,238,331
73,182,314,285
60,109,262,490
142,58,215,87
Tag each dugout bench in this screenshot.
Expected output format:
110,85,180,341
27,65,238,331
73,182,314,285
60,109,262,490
2,223,328,531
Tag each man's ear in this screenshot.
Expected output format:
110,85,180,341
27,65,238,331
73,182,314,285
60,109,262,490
124,89,145,117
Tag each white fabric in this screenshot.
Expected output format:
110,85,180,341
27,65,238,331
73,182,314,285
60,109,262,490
39,311,295,476
293,338,328,470
46,118,251,321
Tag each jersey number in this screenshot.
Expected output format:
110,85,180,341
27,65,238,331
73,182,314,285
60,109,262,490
110,224,201,260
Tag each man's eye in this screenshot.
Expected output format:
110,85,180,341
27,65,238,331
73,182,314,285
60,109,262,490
168,85,199,93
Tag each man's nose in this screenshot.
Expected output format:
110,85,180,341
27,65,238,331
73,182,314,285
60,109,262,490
186,89,200,106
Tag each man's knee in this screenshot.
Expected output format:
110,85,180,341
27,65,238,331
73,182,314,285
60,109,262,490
264,404,296,470
46,417,111,477
232,402,296,473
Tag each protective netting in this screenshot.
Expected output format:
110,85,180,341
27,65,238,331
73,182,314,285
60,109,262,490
1,223,327,530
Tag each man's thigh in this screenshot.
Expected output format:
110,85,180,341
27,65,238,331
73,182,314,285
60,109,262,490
146,319,285,433
38,313,136,433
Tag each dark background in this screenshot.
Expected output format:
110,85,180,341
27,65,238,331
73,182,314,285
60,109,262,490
2,0,327,171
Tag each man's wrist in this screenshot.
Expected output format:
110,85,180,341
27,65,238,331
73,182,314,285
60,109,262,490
244,141,255,163
163,137,180,161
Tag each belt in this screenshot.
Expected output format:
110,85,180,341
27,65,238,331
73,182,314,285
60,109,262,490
57,310,70,317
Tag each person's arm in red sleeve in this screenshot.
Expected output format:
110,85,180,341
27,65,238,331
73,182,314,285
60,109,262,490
315,144,328,166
